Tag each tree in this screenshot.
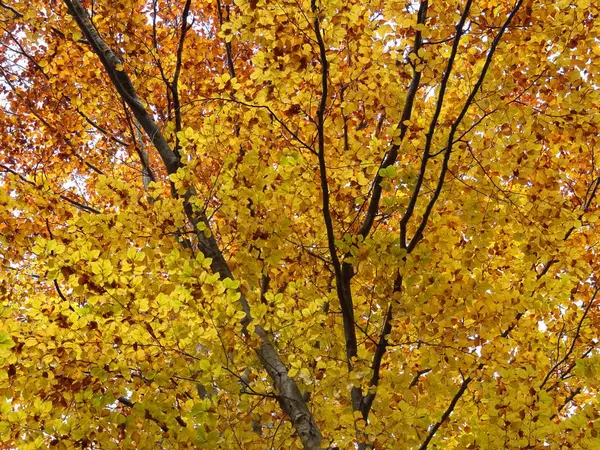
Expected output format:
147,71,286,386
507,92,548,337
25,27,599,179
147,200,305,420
0,0,599,447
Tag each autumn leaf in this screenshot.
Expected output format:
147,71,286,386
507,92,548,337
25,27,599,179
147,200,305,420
1,0,600,448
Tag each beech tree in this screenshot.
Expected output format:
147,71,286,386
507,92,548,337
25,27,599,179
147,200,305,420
1,0,600,448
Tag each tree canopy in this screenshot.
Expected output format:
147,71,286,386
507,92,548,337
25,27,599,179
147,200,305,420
1,0,600,448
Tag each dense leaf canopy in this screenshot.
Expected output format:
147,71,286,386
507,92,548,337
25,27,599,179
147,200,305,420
1,0,600,448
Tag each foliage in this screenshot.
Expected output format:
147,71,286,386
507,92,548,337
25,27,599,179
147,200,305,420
1,0,600,448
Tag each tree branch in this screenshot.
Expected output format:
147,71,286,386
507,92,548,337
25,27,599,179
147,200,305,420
400,0,473,247
0,163,101,215
186,96,316,154
216,0,236,79
407,0,524,252
117,396,188,432
359,301,393,418
311,0,360,413
77,109,131,147
171,0,192,155
550,387,582,420
418,375,472,450
409,368,432,389
63,1,323,447
357,0,428,239
540,286,599,389
64,0,180,174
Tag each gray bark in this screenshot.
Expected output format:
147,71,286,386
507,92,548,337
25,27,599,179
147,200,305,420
64,1,323,447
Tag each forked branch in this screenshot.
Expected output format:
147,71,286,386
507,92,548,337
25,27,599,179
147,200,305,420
63,1,323,447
